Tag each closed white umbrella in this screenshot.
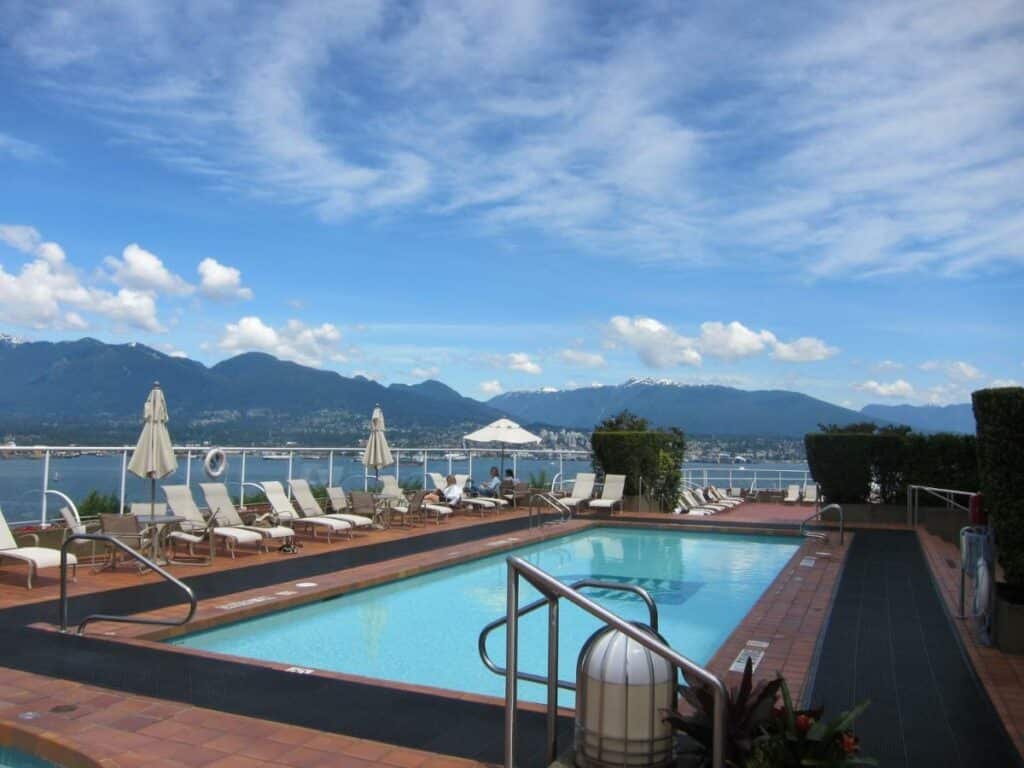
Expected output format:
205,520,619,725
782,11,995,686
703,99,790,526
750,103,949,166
362,406,393,489
464,418,540,474
127,381,178,523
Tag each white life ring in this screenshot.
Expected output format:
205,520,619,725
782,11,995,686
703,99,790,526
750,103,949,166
975,558,991,617
203,448,227,479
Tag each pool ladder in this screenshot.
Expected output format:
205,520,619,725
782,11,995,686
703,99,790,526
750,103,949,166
479,557,728,768
799,503,844,545
58,533,197,635
528,492,573,529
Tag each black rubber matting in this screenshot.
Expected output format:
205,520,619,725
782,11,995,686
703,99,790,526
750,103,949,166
811,530,1021,768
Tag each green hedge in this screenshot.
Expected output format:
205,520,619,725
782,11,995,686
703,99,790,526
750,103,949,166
805,433,874,503
973,387,1024,588
903,433,978,500
805,431,978,504
591,429,685,510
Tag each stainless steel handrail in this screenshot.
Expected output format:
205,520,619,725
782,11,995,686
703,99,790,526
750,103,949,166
501,556,727,768
799,502,844,545
529,492,572,528
59,533,197,635
479,577,659,691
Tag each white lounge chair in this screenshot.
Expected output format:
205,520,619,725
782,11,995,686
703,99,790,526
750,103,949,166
59,503,100,563
587,474,625,513
682,489,727,513
1,506,77,588
675,492,717,516
803,484,819,505
706,487,742,507
164,484,264,560
783,484,801,504
690,488,730,511
562,473,596,511
377,475,404,501
199,483,295,550
263,481,351,542
323,486,375,530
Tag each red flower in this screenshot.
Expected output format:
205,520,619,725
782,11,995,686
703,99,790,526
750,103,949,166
837,731,859,754
795,714,814,733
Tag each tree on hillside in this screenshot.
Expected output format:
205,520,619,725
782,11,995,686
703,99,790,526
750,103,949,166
598,410,649,431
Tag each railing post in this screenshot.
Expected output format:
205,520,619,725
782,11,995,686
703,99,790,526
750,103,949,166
328,450,335,487
185,449,193,487
546,597,559,764
41,448,51,526
423,451,428,489
559,453,564,491
468,450,473,484
287,451,294,497
505,562,519,768
119,449,128,514
240,450,247,510
395,450,400,486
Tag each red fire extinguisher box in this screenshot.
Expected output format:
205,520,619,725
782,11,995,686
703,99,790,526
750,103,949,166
969,493,986,525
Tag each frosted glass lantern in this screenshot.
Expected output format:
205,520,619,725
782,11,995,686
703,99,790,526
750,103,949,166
575,625,676,768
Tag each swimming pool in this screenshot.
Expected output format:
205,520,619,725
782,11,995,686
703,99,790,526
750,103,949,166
0,746,60,768
172,527,799,705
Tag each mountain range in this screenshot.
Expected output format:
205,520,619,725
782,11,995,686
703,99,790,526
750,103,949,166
0,336,975,441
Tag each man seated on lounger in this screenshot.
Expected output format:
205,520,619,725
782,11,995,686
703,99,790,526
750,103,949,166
469,467,501,497
425,474,463,506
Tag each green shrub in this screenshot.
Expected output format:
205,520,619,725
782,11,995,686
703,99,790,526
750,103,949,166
871,432,906,503
399,477,423,491
805,433,875,503
528,470,551,489
902,433,978,500
973,387,1024,588
591,416,685,510
78,490,120,517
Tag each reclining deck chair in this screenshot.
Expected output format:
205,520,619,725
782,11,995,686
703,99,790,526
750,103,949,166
587,474,626,514
0,506,76,588
164,484,264,560
562,473,596,511
323,486,375,530
200,482,295,551
263,481,351,542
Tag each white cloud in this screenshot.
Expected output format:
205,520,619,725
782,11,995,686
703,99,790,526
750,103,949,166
990,378,1022,388
920,360,983,381
698,321,774,360
856,379,915,398
480,379,504,395
217,316,344,367
0,132,44,161
559,349,606,368
412,366,440,379
105,244,192,295
608,316,837,368
770,336,839,363
0,225,164,332
607,316,702,368
197,258,253,300
873,360,904,371
504,352,542,375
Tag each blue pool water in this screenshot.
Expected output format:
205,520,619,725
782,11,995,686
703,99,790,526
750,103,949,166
0,746,60,768
172,528,799,704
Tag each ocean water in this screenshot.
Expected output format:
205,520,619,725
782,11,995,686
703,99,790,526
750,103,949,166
173,527,800,705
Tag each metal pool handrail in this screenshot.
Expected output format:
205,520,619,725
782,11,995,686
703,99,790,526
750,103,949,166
478,576,660,692
59,533,197,635
799,502,844,545
500,556,727,768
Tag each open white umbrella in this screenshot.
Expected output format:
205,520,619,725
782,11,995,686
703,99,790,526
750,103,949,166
362,405,393,490
127,381,178,523
463,418,540,475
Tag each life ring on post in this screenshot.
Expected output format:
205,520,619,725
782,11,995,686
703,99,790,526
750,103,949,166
204,448,228,479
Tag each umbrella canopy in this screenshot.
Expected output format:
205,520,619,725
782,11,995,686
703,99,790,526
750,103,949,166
463,418,541,446
463,418,541,476
127,382,177,519
362,405,394,472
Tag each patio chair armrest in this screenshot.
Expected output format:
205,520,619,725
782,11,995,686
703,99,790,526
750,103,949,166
15,531,40,546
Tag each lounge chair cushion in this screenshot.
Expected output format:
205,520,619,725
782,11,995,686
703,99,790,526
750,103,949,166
0,547,77,570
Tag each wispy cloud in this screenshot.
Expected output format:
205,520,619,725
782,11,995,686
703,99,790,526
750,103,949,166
0,132,45,161
856,379,915,398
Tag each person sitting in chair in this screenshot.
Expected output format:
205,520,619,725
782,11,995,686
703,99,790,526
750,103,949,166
470,466,501,497
426,474,463,506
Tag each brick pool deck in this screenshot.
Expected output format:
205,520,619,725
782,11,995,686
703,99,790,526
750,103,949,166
0,502,1017,767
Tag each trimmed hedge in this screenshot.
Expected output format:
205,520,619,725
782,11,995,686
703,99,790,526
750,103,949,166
805,431,979,504
591,429,685,510
805,433,874,503
973,387,1024,588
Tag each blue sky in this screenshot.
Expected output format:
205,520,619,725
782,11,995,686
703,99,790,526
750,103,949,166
1,0,1021,408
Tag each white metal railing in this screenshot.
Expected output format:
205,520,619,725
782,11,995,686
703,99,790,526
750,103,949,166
906,484,977,527
0,444,591,526
682,466,812,493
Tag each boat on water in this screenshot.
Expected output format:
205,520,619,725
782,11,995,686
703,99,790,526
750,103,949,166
261,451,291,460
443,452,468,461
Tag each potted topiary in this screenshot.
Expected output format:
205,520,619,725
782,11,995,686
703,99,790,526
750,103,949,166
973,387,1024,653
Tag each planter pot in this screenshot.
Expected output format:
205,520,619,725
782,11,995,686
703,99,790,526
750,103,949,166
994,585,1024,655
